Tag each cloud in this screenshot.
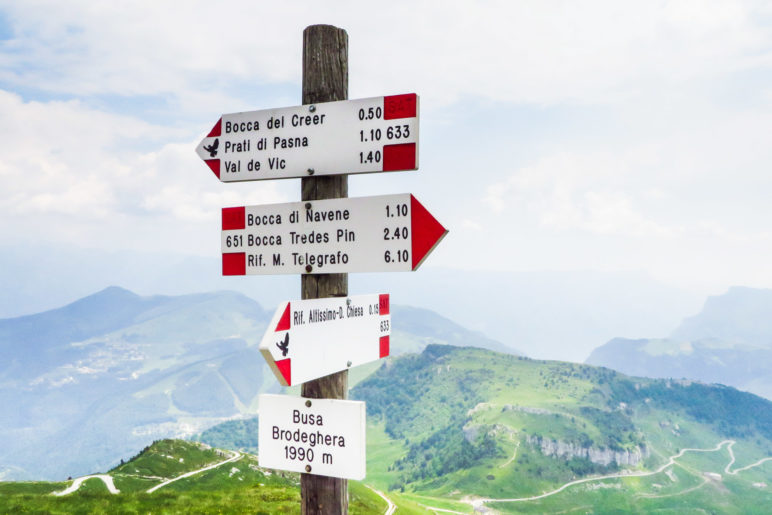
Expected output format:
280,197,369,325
1,1,770,110
485,150,679,238
0,90,287,252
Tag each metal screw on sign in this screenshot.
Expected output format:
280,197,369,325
309,105,316,112
307,168,315,175
305,265,313,273
305,465,312,472
305,400,312,408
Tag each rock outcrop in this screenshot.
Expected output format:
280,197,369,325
527,435,648,467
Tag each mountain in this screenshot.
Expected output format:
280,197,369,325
0,243,702,362
0,286,512,481
0,287,275,481
191,345,772,512
350,345,772,512
671,286,772,346
587,287,772,399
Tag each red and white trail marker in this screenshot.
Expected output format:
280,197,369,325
221,193,447,276
259,294,390,387
196,94,419,181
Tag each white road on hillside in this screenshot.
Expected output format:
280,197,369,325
458,439,772,511
146,450,242,493
51,474,120,496
365,484,396,515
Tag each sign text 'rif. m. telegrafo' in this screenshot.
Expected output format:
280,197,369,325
220,193,447,275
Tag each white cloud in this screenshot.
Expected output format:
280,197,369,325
0,90,287,252
1,1,770,110
1,1,772,293
485,150,679,238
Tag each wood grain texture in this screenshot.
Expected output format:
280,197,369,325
300,24,349,515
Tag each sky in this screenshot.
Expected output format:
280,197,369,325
1,1,772,309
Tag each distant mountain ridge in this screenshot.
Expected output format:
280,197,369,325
672,286,772,346
587,286,772,399
0,286,512,480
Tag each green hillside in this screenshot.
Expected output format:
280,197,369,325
0,439,385,514
192,417,260,453
351,345,772,513
4,345,771,513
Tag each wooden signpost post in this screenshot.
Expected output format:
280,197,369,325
198,24,447,514
299,25,351,515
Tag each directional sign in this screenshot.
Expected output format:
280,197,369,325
221,193,447,275
258,394,366,480
260,294,390,387
196,94,419,181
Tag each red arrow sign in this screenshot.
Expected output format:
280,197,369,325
220,193,447,275
260,294,391,386
196,94,419,182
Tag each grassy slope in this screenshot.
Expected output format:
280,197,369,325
354,345,772,513
0,439,385,514
4,345,771,513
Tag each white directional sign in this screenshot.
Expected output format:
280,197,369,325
259,294,390,387
258,394,366,480
196,94,419,181
221,193,447,276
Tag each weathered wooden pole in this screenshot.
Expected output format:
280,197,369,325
300,24,349,515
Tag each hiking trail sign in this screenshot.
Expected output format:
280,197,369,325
221,193,447,275
258,394,366,480
196,94,419,181
259,293,390,387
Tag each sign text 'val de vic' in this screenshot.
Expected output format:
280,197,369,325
258,394,366,480
259,294,391,387
196,94,419,181
221,193,447,275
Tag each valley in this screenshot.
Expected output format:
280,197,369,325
1,287,771,513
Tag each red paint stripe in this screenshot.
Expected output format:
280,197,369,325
222,206,245,230
275,358,291,386
410,195,448,270
379,294,390,315
275,303,291,332
379,336,390,358
207,118,222,137
222,253,246,275
383,143,416,171
205,159,220,178
384,94,417,120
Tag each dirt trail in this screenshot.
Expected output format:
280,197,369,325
51,474,120,496
455,440,771,511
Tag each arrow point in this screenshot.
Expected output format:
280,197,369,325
207,118,222,138
205,159,220,179
410,195,448,270
275,303,291,332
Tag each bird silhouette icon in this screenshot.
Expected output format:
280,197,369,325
203,138,219,158
276,333,289,357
